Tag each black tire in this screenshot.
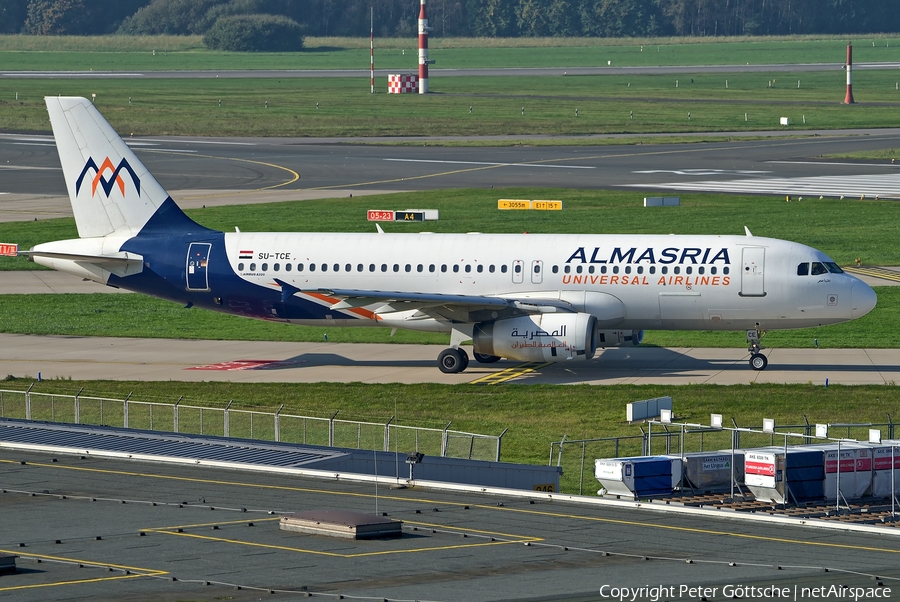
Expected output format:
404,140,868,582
473,352,501,364
438,348,467,374
750,353,768,371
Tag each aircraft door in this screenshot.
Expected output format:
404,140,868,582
740,247,766,297
531,260,543,284
512,260,524,284
186,242,212,291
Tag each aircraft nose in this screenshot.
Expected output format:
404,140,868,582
851,280,877,319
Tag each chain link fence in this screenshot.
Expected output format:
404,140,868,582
0,387,506,462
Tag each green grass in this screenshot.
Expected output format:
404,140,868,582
0,287,895,348
2,35,900,71
3,68,899,137
829,149,900,160
2,379,899,486
5,189,900,270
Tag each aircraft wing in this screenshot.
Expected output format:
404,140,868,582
288,284,577,321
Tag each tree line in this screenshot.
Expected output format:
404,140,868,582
2,0,898,38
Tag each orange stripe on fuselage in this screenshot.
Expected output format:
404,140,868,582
305,291,380,321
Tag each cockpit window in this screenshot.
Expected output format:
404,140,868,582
811,262,828,276
825,262,844,274
797,263,809,276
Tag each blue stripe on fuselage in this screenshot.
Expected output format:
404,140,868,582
107,197,340,322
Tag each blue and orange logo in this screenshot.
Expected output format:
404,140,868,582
75,157,141,197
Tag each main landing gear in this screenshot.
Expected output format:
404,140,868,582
438,348,469,374
746,328,768,371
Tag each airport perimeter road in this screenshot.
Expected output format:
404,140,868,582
1,449,899,602
2,333,898,385
4,62,900,79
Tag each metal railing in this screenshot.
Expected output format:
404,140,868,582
0,387,506,462
550,416,897,496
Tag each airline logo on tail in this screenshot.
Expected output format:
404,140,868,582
75,157,141,197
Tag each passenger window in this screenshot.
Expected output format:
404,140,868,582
285,263,292,272
261,263,268,271
661,266,668,275
723,267,729,275
298,263,304,272
576,265,583,274
381,264,387,272
697,266,703,275
369,264,375,272
501,265,508,273
649,266,655,274
250,263,257,271
429,264,435,272
624,266,631,274
686,267,692,275
514,264,522,273
673,266,680,275
273,263,280,272
441,264,447,273
238,262,244,271
534,265,541,273
345,263,351,272
417,264,423,272
477,265,483,273
489,265,495,273
393,264,400,272
710,267,716,275
552,265,558,274
637,266,643,274
588,265,595,274
601,266,608,274
613,266,619,274
453,265,459,273
811,262,828,275
465,265,471,273
405,264,411,272
564,265,571,274
797,263,809,276
319,264,326,272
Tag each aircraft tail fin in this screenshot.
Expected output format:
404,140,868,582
46,96,202,239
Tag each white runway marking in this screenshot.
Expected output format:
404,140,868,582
385,158,595,169
632,173,900,199
0,165,59,170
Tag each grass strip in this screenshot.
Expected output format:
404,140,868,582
4,189,900,271
1,379,898,478
3,70,900,137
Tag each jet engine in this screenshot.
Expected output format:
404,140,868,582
473,313,597,363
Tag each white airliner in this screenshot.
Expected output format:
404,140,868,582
27,97,877,373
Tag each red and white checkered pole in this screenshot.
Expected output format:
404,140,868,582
370,7,375,94
418,0,430,94
844,42,855,104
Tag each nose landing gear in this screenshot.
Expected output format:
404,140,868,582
747,329,768,371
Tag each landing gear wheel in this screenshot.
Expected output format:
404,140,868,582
749,353,768,371
473,352,501,364
438,348,469,374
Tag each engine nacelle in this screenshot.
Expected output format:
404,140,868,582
597,330,644,347
474,313,597,363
